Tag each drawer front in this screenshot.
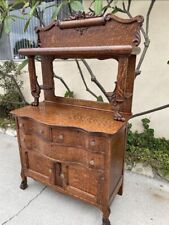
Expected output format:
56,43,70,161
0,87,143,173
20,134,105,170
19,119,108,153
51,145,104,170
18,118,50,141
52,127,108,153
52,127,85,147
20,134,50,155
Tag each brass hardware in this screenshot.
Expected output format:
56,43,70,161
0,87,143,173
58,134,64,140
60,173,64,179
89,160,95,166
49,169,52,173
90,140,96,146
39,129,44,134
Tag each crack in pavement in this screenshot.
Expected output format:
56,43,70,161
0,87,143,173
2,186,47,225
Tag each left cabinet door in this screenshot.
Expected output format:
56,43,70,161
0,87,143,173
24,150,54,185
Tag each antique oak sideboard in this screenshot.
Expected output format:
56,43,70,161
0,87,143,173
11,13,143,225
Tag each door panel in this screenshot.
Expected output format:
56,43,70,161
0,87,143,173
66,164,103,203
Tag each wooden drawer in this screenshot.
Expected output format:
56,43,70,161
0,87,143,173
51,145,104,170
52,127,108,153
18,118,50,141
20,133,105,170
52,127,86,147
20,134,50,155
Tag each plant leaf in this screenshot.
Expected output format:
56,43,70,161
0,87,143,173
97,95,103,102
64,91,74,98
70,0,84,12
112,6,125,14
29,1,40,17
10,15,24,20
3,16,12,34
52,3,63,20
24,18,31,32
94,0,103,15
12,0,26,8
24,1,40,32
17,58,28,72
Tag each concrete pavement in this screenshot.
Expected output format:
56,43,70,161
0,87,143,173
0,133,169,225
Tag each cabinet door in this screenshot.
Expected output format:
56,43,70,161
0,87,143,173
24,151,53,184
62,164,104,204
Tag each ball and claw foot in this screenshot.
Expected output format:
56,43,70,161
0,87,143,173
20,180,28,190
102,218,111,225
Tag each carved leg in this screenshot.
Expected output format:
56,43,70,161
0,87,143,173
20,170,28,190
102,208,111,225
103,218,111,225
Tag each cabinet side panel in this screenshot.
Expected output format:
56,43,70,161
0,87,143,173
109,126,126,198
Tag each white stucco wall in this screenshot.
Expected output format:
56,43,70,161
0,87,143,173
1,1,169,138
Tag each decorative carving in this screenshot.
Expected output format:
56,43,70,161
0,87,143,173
133,30,141,46
104,13,144,25
28,56,41,106
108,81,133,122
75,27,88,35
106,56,133,122
31,81,41,106
104,14,143,47
68,11,95,20
107,82,126,122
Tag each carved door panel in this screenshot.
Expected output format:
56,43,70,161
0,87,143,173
60,164,104,204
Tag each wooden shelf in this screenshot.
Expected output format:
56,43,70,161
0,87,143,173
19,45,140,59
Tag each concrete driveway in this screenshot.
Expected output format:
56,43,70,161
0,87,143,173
0,133,169,225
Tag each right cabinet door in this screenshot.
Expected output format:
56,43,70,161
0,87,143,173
65,164,104,205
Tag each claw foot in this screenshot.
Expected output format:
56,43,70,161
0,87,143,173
20,180,28,190
103,218,111,225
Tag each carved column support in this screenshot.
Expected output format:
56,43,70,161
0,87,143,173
41,56,55,101
108,57,130,121
28,56,41,106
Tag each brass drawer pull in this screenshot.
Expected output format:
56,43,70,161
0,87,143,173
90,140,96,146
39,129,44,134
58,134,64,140
89,160,95,166
60,173,65,179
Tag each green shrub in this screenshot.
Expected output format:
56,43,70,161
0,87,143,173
127,118,169,178
0,61,27,119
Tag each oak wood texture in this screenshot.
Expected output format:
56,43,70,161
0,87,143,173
11,13,143,225
19,45,141,58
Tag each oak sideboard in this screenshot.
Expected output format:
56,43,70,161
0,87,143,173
11,13,143,225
